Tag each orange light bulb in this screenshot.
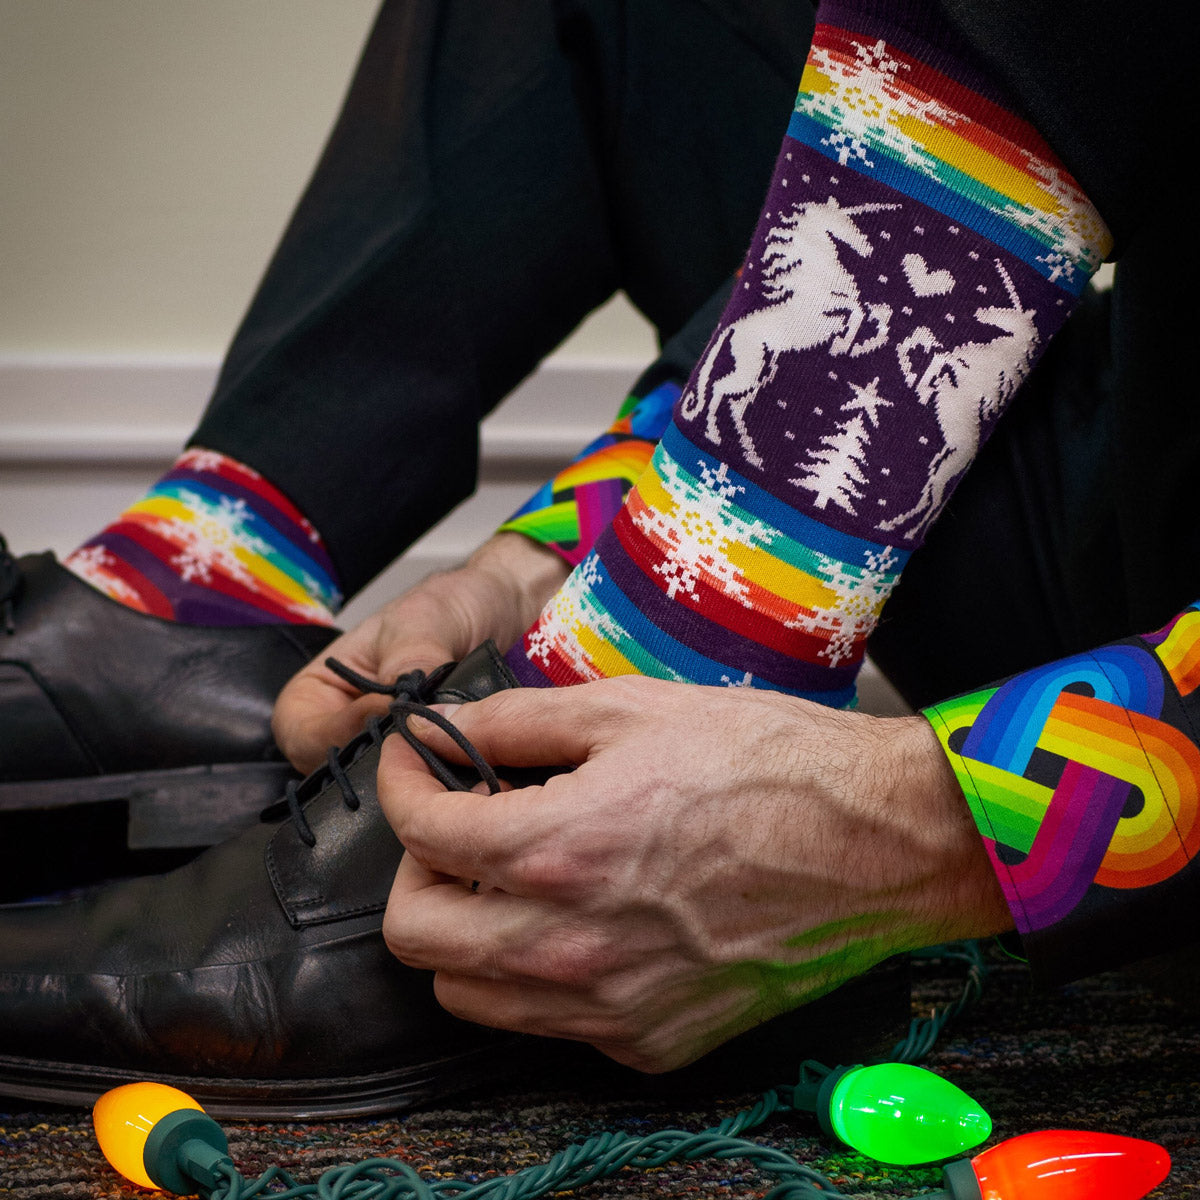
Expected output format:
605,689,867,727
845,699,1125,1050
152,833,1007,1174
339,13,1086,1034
93,1082,207,1189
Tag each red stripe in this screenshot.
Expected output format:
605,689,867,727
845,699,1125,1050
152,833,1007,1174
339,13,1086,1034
92,554,174,620
114,517,304,621
813,25,1064,172
611,510,860,665
177,451,315,531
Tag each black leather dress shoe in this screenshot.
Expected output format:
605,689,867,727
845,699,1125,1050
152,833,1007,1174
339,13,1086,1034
0,641,910,1118
0,545,337,858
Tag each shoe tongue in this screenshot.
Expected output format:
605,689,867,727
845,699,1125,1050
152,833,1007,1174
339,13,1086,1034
429,640,520,704
267,642,522,928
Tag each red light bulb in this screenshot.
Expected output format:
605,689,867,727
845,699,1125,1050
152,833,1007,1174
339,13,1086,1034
939,1129,1170,1200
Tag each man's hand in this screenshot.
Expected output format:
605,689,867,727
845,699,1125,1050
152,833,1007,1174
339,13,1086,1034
272,533,568,773
379,677,1013,1073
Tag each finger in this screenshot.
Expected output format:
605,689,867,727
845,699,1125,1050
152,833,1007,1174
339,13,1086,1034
385,860,563,981
275,631,460,773
407,683,628,770
378,737,561,886
430,973,637,1048
273,674,391,774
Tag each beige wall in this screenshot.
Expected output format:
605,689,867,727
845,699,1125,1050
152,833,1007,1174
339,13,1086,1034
0,0,653,362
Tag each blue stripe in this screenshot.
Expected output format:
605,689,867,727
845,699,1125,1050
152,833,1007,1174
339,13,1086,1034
786,110,1091,296
152,479,339,597
660,424,911,571
584,553,858,705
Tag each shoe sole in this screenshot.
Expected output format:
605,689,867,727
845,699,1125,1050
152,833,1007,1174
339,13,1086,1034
0,961,913,1118
0,762,295,849
0,1039,531,1120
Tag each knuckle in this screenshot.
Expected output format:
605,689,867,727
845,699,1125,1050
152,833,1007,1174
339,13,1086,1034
533,928,619,990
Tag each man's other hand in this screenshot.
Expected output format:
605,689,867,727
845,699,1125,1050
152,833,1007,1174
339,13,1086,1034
379,677,1014,1073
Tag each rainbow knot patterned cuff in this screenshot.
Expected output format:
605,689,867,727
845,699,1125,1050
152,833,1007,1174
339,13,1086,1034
498,381,679,564
924,602,1200,984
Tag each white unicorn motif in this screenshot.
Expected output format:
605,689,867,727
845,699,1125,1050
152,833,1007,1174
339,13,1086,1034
679,197,896,469
878,260,1039,540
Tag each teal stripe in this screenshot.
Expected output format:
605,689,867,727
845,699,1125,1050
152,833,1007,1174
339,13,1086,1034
660,425,910,572
786,109,1094,295
150,481,335,599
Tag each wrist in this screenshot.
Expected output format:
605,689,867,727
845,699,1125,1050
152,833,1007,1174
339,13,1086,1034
463,533,571,650
891,714,1014,943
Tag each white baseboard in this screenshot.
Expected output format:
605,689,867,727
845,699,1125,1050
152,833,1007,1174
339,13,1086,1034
0,354,642,624
0,356,643,470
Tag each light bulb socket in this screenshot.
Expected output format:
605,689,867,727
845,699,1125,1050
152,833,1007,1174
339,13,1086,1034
814,1065,857,1141
143,1108,231,1195
939,1157,983,1199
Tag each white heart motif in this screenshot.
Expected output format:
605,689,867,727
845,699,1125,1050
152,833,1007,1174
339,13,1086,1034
902,253,955,297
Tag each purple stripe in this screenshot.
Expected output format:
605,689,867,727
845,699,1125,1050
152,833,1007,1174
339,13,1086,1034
158,468,338,579
596,528,861,694
505,644,555,689
100,532,275,626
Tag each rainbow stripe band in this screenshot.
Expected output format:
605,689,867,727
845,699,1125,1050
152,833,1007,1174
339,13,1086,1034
793,21,1112,293
66,448,340,626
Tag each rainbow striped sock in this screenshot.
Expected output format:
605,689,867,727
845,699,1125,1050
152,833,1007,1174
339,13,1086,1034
65,448,341,626
507,0,1110,698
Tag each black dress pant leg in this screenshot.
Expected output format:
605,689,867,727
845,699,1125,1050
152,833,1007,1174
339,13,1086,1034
192,0,620,596
191,0,817,598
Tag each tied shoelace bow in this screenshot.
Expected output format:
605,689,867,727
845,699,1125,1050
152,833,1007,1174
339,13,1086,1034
282,656,503,848
0,536,20,635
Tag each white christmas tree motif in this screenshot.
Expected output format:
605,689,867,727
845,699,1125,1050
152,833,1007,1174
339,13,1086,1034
633,453,777,611
783,542,901,667
789,377,892,515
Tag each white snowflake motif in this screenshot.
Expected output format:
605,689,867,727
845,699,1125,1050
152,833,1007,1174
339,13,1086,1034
721,670,755,688
1037,250,1073,284
579,552,603,589
525,559,648,682
524,623,555,667
854,37,907,80
697,460,745,502
160,493,271,592
65,544,144,608
822,130,874,169
177,448,230,475
784,543,900,667
634,453,772,611
66,543,114,574
801,41,958,186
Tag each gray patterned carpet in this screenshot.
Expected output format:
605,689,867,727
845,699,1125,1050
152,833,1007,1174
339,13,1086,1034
2,946,1198,1198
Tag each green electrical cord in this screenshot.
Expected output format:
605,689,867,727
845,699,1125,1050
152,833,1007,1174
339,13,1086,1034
201,942,987,1200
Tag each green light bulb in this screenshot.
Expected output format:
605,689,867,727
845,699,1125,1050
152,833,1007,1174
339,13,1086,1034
824,1063,991,1166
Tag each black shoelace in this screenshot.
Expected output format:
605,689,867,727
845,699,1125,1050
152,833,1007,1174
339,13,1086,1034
282,656,502,848
0,535,19,635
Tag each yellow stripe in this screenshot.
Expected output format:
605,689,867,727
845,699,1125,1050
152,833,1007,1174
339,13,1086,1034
129,497,315,608
895,115,1072,219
